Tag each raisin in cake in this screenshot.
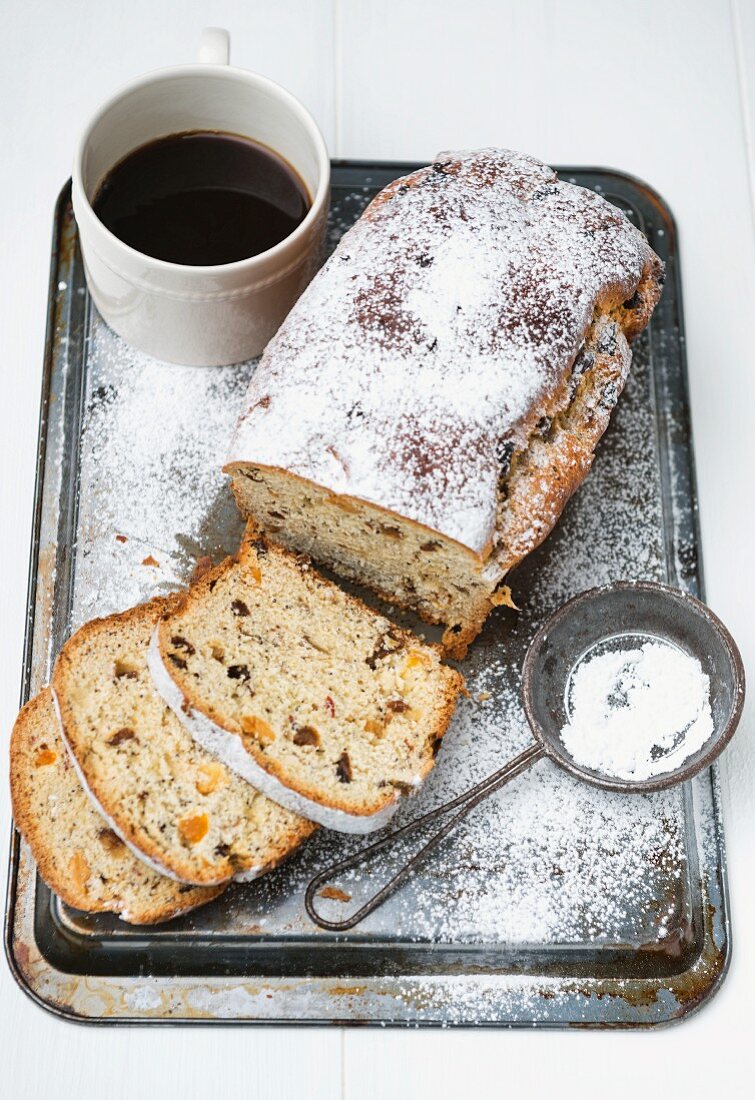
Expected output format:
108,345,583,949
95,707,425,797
147,528,463,833
10,690,223,923
226,148,663,657
52,596,316,885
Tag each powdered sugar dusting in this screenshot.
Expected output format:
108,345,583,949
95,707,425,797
63,174,693,983
71,319,249,627
229,149,656,552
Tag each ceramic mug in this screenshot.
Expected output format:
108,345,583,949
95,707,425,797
72,28,330,366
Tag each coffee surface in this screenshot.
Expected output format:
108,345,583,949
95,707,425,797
93,131,309,265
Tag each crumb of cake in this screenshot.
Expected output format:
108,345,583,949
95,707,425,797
490,585,519,610
318,885,351,902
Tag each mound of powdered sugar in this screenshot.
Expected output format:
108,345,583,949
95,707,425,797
560,641,714,781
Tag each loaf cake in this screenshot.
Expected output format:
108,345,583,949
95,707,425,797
10,689,223,923
52,597,316,885
147,527,463,833
226,148,664,657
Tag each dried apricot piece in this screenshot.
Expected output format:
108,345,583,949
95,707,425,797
196,762,225,795
69,851,90,891
114,659,138,680
34,748,57,767
178,814,209,845
241,715,276,745
401,649,432,680
406,650,431,669
97,828,124,854
319,885,351,902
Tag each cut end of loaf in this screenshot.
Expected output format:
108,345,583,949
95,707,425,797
225,463,497,658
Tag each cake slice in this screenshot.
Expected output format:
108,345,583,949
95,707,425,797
225,148,664,657
52,597,316,885
10,689,223,924
147,528,464,833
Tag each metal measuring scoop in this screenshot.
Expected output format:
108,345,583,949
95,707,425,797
305,581,745,931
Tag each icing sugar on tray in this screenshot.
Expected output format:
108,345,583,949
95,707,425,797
70,181,686,959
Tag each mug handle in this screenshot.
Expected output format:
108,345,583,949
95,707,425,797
198,27,230,65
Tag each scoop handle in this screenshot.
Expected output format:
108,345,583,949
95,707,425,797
304,742,546,931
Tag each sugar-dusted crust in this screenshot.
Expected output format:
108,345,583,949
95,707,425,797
10,690,224,924
150,532,464,830
434,310,637,657
226,149,663,654
52,597,316,885
227,148,662,552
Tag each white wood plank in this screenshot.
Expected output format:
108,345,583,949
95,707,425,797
2,1025,342,1100
0,2,341,1097
343,1024,748,1099
338,0,755,1092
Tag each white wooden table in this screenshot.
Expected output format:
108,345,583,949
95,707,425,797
1,2,753,1096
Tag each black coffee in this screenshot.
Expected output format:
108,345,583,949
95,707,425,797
92,131,310,265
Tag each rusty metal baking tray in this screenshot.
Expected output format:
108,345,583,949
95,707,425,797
4,163,729,1026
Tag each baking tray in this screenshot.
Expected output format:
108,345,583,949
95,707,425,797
4,163,729,1027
